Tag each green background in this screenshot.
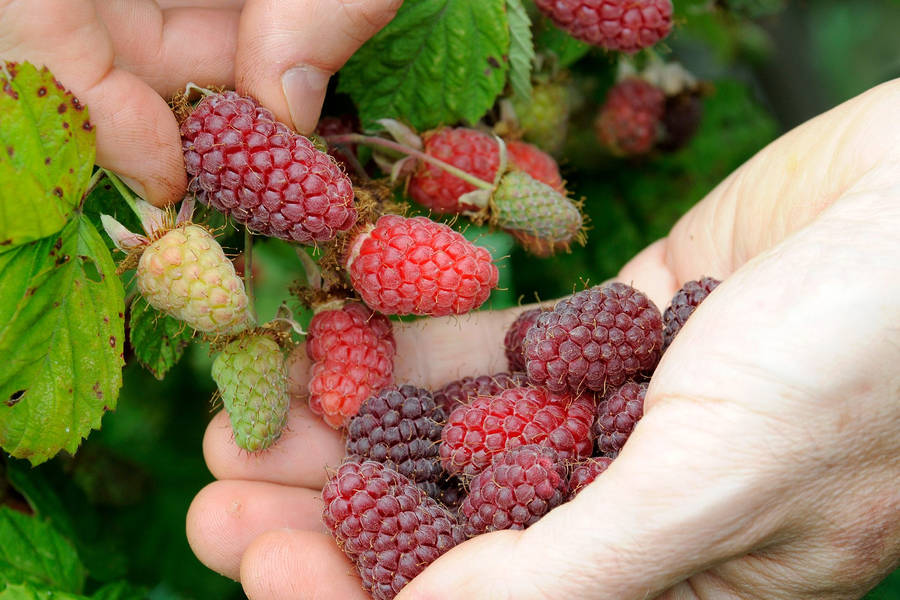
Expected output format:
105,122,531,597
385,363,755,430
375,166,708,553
2,1,899,598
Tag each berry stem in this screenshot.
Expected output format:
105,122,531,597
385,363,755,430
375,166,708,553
295,248,323,290
101,169,142,221
326,134,495,191
244,227,256,322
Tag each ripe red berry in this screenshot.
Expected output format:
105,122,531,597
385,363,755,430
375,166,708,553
460,444,568,536
306,302,396,428
569,457,614,498
323,460,464,600
534,0,673,53
440,386,595,478
315,114,361,172
596,78,666,156
504,308,549,372
593,380,647,455
524,282,663,394
432,372,529,414
345,215,499,317
346,385,446,497
181,91,356,243
663,277,721,350
507,140,565,191
407,128,564,214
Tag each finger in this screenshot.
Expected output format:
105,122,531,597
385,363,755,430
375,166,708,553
617,80,900,296
240,530,369,600
95,2,240,97
615,238,681,310
235,0,402,133
186,479,325,579
667,78,900,275
1,0,186,205
203,399,345,488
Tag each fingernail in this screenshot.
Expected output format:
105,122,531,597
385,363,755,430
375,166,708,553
282,65,331,134
118,174,147,200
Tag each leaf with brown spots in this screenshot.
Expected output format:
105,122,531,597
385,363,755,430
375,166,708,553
0,216,123,465
0,62,95,250
129,297,194,381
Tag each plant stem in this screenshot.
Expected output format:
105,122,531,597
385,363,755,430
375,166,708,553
244,227,256,322
83,168,104,199
101,169,141,221
325,134,495,191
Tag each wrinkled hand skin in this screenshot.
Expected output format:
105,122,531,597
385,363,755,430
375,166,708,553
0,0,401,206
186,80,900,599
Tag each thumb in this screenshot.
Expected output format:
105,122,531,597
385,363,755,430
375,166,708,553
235,0,402,134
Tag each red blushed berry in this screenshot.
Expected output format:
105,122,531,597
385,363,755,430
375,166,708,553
460,444,568,536
345,215,499,317
181,91,356,244
534,0,673,53
407,128,565,214
323,460,465,600
569,457,614,498
524,282,663,395
440,386,595,478
596,78,666,156
593,380,647,455
306,302,395,428
504,308,549,372
663,277,721,350
432,372,530,414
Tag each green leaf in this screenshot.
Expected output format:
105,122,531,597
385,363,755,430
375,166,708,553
5,459,128,582
0,62,94,250
0,584,86,600
91,581,148,600
0,507,86,593
505,0,534,99
0,216,125,464
82,179,142,254
129,298,193,381
339,0,510,129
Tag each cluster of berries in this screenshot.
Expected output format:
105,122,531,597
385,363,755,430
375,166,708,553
321,277,721,599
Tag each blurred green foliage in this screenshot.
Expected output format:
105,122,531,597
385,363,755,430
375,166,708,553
2,1,899,598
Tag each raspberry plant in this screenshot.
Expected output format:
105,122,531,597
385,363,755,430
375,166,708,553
2,1,899,598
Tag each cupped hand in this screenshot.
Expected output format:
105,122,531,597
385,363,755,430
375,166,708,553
0,0,401,206
187,79,900,599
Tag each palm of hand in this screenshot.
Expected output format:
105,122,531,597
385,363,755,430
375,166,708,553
186,82,900,599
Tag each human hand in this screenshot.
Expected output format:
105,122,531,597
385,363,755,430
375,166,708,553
0,0,400,205
186,79,900,599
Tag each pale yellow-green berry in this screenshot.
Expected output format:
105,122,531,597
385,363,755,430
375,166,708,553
211,335,289,452
136,224,251,335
